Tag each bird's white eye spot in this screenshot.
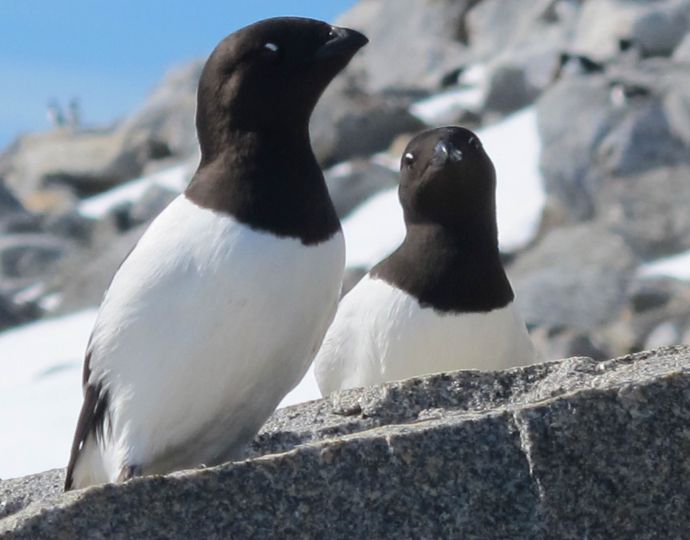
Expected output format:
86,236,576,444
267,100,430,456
264,42,279,53
403,152,415,167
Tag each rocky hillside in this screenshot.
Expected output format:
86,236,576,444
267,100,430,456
1,346,689,538
1,0,690,359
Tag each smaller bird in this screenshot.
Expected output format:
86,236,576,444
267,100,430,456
314,127,538,394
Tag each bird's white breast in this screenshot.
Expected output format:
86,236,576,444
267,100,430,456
87,194,345,478
315,275,537,394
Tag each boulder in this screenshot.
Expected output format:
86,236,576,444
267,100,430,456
0,129,132,198
311,76,425,167
663,66,690,148
445,0,577,115
599,165,690,258
0,179,25,215
601,276,690,354
0,180,36,234
571,0,690,61
48,223,147,314
629,1,690,57
529,325,612,362
537,60,690,224
325,159,398,218
1,346,689,538
673,31,690,62
509,223,638,331
482,62,540,115
536,73,619,221
0,294,39,332
597,99,689,178
336,0,473,93
0,234,71,294
118,61,203,162
466,0,575,62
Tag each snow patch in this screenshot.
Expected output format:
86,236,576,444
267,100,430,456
484,107,545,252
638,250,690,281
0,310,96,479
342,187,405,269
410,64,488,125
279,364,321,408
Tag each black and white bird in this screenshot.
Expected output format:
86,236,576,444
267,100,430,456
314,127,538,394
65,17,367,490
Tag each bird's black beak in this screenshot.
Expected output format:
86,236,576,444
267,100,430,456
431,140,463,167
316,26,368,61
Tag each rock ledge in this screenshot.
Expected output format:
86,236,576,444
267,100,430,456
1,346,689,539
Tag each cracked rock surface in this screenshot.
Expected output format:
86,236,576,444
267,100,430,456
1,346,689,538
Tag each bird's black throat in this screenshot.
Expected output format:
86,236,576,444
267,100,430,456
371,220,514,313
185,127,339,245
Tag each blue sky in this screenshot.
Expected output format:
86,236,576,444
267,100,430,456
0,0,356,150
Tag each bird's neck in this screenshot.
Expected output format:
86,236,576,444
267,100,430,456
185,126,340,245
198,121,311,167
371,222,514,313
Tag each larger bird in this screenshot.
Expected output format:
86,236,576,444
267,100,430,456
65,17,367,490
315,127,538,394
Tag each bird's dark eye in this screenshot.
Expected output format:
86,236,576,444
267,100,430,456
263,42,279,53
402,152,415,168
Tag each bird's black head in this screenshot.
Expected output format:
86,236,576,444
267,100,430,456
398,126,497,231
196,17,367,161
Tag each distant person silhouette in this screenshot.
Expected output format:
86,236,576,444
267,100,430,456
46,99,66,128
67,98,81,130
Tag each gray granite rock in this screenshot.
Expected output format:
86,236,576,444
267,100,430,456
118,61,203,162
325,159,398,218
48,222,146,314
311,76,425,167
0,234,71,295
0,128,133,198
0,180,25,216
537,73,619,221
602,276,690,354
337,0,473,93
509,223,638,331
0,180,36,235
571,0,690,61
630,1,690,57
483,62,540,115
673,31,690,62
2,346,689,538
600,165,690,258
0,294,38,332
537,60,690,226
466,0,574,62
120,183,178,230
597,99,689,178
